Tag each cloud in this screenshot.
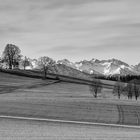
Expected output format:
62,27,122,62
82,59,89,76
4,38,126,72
0,0,140,64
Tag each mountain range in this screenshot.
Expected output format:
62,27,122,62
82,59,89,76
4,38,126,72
57,58,140,76
2,57,139,76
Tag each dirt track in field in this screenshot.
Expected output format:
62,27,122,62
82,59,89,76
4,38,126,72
117,104,140,125
0,99,139,126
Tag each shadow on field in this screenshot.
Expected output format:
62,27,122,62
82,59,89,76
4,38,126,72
0,80,61,94
0,86,20,94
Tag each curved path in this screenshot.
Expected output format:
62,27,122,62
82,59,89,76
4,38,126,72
117,104,140,125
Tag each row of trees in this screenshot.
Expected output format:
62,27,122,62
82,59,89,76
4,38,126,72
90,79,140,100
0,44,57,79
113,80,140,100
95,74,140,83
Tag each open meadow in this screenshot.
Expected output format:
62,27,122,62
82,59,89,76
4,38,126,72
0,71,140,125
0,71,140,139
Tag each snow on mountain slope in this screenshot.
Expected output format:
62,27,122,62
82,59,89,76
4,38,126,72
134,63,140,72
57,59,77,70
75,60,103,75
57,58,139,76
19,57,140,76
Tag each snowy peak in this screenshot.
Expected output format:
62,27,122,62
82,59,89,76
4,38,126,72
90,58,100,63
57,59,77,70
56,58,140,76
134,63,140,72
100,58,129,67
100,59,129,75
57,59,70,65
10,57,140,76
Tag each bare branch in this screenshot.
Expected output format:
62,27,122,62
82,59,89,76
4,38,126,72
37,56,56,79
89,79,102,98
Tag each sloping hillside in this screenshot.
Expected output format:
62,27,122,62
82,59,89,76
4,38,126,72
0,68,117,89
0,71,57,94
55,64,91,80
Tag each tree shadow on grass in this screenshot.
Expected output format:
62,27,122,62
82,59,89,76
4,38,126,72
0,80,61,94
0,86,20,94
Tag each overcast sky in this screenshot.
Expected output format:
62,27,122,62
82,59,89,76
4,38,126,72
0,0,140,65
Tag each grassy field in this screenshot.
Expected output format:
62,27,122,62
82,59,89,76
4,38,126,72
0,68,116,88
0,71,59,94
0,118,140,140
0,71,140,126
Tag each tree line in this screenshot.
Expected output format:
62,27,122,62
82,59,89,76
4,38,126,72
95,74,140,83
90,79,140,100
0,44,57,79
113,80,140,100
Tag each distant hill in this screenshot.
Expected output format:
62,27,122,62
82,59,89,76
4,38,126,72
54,64,91,80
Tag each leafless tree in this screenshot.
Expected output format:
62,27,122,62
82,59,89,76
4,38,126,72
113,81,124,99
133,80,140,100
126,82,133,99
89,79,102,98
0,57,2,68
21,56,31,70
37,56,56,79
2,44,21,69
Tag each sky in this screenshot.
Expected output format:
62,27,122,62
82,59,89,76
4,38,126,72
0,0,140,65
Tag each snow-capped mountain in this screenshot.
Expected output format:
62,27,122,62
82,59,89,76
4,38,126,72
19,57,140,76
57,58,140,76
57,59,77,70
134,63,140,72
18,58,90,79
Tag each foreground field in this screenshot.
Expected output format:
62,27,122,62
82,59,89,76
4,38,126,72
0,118,140,140
0,72,140,126
0,78,140,126
0,82,118,124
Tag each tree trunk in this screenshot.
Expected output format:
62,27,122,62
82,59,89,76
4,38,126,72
118,92,120,99
44,70,46,79
43,67,47,80
118,95,120,99
42,70,46,80
94,92,97,98
24,64,26,70
9,61,12,69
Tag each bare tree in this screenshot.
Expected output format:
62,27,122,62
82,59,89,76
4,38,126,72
0,57,2,68
2,44,21,69
113,81,124,99
126,82,133,99
89,79,102,98
37,56,56,79
21,56,31,70
133,80,140,100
